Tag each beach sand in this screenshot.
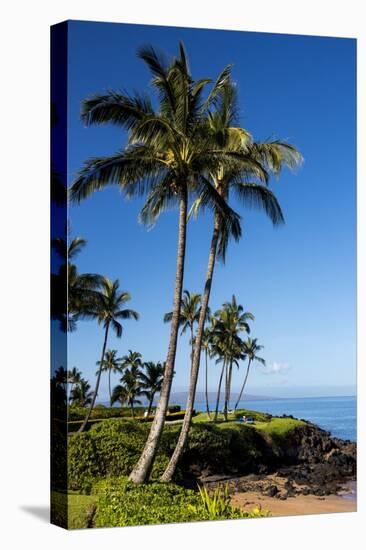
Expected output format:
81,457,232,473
231,491,356,517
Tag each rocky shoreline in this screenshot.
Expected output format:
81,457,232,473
195,421,356,500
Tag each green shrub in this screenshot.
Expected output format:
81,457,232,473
92,477,270,527
185,424,233,468
168,405,181,413
68,406,184,424
196,483,270,520
68,421,176,490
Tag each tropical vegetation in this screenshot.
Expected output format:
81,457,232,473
51,40,304,527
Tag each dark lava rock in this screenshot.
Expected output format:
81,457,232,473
265,485,279,497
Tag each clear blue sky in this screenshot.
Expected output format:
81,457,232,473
65,20,356,400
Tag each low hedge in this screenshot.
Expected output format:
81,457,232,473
67,409,189,432
68,404,182,422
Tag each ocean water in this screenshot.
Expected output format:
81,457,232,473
192,395,357,442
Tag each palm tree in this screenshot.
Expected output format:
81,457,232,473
51,366,68,410
164,290,203,362
234,338,265,410
67,367,82,401
96,349,123,405
208,303,249,421
139,361,165,416
202,326,213,419
51,235,103,332
70,43,244,483
121,350,143,377
111,370,142,418
161,80,302,481
78,278,139,432
217,296,254,416
70,378,93,407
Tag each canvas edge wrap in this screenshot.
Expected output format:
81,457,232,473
50,20,69,530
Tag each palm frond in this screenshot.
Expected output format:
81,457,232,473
233,183,285,226
81,90,154,128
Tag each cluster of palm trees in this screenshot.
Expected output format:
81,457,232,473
168,291,265,422
100,350,164,418
52,235,140,431
68,42,302,483
51,366,93,407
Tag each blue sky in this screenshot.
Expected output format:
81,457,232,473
65,20,356,400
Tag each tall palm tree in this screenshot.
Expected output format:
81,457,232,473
78,278,139,432
161,81,302,481
70,44,245,483
234,338,265,410
139,361,165,416
202,326,213,419
164,290,204,363
70,378,93,407
96,349,123,405
111,370,142,418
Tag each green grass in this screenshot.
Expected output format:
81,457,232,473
193,408,272,424
51,491,96,529
192,411,304,443
254,417,305,439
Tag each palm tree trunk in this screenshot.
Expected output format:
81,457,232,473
78,323,110,432
129,186,188,484
234,359,252,410
214,360,226,422
190,325,194,365
223,360,230,421
205,349,211,419
147,395,154,417
161,215,220,481
131,402,135,418
108,369,112,406
227,360,234,410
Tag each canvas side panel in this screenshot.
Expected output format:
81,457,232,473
50,20,69,530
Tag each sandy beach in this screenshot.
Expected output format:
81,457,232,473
231,491,356,517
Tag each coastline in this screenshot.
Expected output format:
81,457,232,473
231,489,356,517
205,475,357,517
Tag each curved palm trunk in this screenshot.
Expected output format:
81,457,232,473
161,216,220,481
78,323,110,432
214,360,226,422
205,349,211,419
234,359,252,410
129,187,188,484
131,401,135,418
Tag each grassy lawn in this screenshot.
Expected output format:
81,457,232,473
193,408,272,424
192,410,304,439
51,491,96,529
254,417,305,438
